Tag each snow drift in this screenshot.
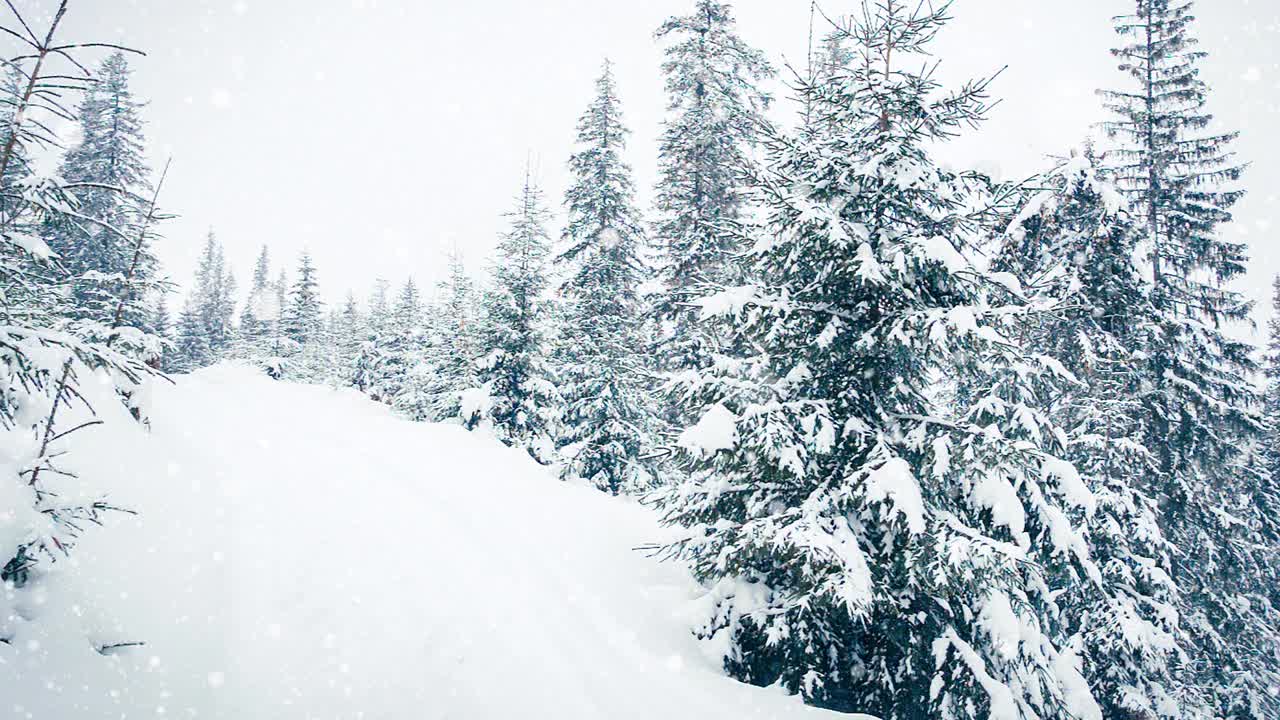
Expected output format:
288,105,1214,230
2,364,853,719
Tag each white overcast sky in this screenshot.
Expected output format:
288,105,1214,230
37,0,1280,333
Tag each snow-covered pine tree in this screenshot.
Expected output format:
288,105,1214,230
353,278,391,398
1262,276,1280,543
149,290,172,369
999,150,1190,718
1266,277,1280,433
657,5,1104,717
45,51,158,332
1099,2,1278,714
384,277,430,417
1250,275,1280,708
651,0,772,377
289,311,337,384
213,256,237,358
555,60,652,494
201,231,237,359
331,290,363,385
0,1,156,652
238,244,273,357
171,231,235,371
420,253,481,423
267,268,290,360
171,299,209,372
474,169,560,461
283,251,322,345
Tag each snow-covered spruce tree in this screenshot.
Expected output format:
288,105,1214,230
170,299,210,372
418,253,481,423
265,268,290,362
353,278,391,399
651,0,772,378
1100,2,1278,714
45,51,158,332
473,170,560,461
237,244,273,358
1262,275,1280,542
172,231,236,371
283,251,322,345
0,1,156,652
288,316,337,385
330,291,363,385
384,277,432,418
656,5,1105,717
148,290,172,369
215,263,236,355
555,61,653,494
1251,275,1280,701
999,151,1191,719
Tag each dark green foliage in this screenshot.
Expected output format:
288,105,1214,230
1100,3,1278,714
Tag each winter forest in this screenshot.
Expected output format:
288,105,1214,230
3,0,1280,718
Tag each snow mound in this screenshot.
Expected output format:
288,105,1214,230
3,364,851,719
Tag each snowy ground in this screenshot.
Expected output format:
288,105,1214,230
3,365,854,719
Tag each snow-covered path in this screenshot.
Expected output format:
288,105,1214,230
8,365,849,719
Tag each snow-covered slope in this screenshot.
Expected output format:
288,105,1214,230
4,365,855,719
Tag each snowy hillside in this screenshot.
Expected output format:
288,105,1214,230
3,365,855,720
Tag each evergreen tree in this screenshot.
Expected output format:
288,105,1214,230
1100,2,1277,714
171,299,211,372
383,277,420,404
202,232,237,357
555,60,652,494
213,260,237,356
387,278,433,419
474,170,560,461
1265,279,1280,495
1000,151,1188,719
652,0,772,376
283,251,323,345
172,231,235,370
657,6,1104,717
239,244,273,356
354,278,391,399
268,268,290,358
421,253,481,423
149,290,172,370
0,64,32,199
332,291,363,385
0,7,156,650
46,52,157,331
288,312,337,384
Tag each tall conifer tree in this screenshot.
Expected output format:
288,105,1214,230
332,290,363,384
657,6,1104,717
47,52,156,331
1000,152,1190,719
652,0,772,377
239,245,273,355
555,61,652,494
1100,3,1277,714
422,253,481,423
384,277,428,416
0,7,156,652
172,232,235,370
475,170,560,460
354,278,391,398
283,251,322,345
